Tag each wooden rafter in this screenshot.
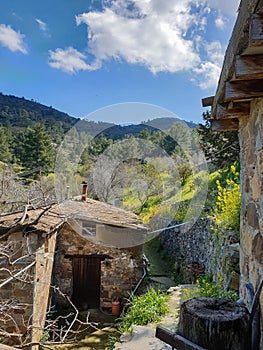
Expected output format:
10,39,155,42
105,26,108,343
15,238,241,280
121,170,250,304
211,118,239,132
249,14,263,44
234,54,263,80
201,0,263,131
243,13,263,55
202,96,214,107
225,79,263,102
216,102,250,119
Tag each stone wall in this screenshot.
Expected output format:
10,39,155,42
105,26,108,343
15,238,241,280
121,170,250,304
239,98,263,325
160,218,214,280
159,218,240,288
0,230,56,348
0,261,33,347
53,223,144,309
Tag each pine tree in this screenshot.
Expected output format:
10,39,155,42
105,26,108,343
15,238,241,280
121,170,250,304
16,123,55,173
197,111,239,169
0,126,12,163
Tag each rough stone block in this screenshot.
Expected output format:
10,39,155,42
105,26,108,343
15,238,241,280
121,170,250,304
247,202,259,229
252,233,263,265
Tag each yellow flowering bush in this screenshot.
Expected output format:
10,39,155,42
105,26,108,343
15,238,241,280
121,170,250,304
183,273,238,301
214,165,241,232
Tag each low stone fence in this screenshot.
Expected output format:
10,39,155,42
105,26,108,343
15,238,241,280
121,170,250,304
159,217,240,289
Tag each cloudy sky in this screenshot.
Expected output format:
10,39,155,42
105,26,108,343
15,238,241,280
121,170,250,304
0,0,239,124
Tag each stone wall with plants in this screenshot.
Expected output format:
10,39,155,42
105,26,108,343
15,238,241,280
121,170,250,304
239,98,263,305
159,216,240,290
159,164,241,290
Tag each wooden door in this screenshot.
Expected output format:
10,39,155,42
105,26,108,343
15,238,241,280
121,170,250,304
72,256,101,309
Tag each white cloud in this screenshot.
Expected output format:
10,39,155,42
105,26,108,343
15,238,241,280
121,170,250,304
36,18,47,32
36,18,51,38
192,40,224,89
193,61,221,89
48,47,100,74
215,16,226,29
206,0,240,16
0,24,27,54
49,0,233,89
75,0,206,74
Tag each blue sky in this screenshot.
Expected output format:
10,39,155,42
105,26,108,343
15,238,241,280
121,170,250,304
0,0,239,124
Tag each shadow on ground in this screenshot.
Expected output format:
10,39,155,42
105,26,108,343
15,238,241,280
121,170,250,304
48,309,119,350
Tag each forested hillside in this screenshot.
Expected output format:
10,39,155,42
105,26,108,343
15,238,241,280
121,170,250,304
0,93,200,173
0,93,240,219
0,93,116,138
0,93,77,133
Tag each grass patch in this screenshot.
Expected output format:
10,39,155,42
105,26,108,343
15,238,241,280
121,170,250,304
118,288,169,334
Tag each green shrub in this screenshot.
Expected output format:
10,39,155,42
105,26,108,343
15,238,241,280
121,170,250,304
118,288,169,333
183,273,238,301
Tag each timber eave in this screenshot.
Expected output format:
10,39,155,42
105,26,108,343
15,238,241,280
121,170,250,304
202,0,263,131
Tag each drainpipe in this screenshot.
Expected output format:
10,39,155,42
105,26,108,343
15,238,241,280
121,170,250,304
128,254,149,301
129,267,147,300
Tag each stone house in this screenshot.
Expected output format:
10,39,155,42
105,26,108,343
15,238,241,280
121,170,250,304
202,0,263,343
0,198,147,347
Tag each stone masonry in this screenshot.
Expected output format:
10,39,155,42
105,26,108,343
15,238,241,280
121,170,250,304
160,218,240,289
53,223,144,309
239,98,263,315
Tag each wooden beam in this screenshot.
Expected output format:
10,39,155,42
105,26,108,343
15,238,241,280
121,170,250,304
243,14,263,55
250,14,263,43
235,55,263,80
211,118,239,132
225,80,263,102
155,325,206,350
216,102,250,119
210,0,258,114
227,101,251,113
202,96,214,107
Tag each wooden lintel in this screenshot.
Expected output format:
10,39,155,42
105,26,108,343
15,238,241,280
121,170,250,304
211,118,239,132
250,13,263,43
216,102,250,119
202,96,214,107
227,101,251,113
235,54,263,80
243,14,263,55
225,80,263,102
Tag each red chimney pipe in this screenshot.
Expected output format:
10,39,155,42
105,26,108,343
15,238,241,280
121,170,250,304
81,181,88,201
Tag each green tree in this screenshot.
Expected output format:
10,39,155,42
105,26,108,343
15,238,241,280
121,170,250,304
197,111,239,168
16,123,55,173
178,162,193,186
0,126,12,163
150,130,176,155
169,121,192,158
138,128,151,140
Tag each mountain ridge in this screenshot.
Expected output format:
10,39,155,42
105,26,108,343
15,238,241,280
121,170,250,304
0,93,197,139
